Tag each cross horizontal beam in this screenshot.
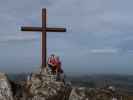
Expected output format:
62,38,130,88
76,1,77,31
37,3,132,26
21,27,42,31
46,28,66,32
21,27,66,32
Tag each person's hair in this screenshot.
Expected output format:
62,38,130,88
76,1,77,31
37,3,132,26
51,54,55,57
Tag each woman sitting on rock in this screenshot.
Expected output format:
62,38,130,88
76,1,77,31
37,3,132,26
47,54,65,82
47,55,61,74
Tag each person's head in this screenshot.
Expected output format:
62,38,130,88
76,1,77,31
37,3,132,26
50,54,55,57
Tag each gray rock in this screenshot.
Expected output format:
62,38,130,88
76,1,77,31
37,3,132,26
26,69,72,100
69,87,121,100
0,67,72,100
69,87,88,100
0,73,13,100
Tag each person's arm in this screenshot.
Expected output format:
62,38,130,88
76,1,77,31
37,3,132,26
55,63,59,74
58,62,61,71
59,62,61,68
48,57,54,66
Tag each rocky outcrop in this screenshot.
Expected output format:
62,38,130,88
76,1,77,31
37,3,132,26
0,69,72,100
69,87,88,100
0,73,13,100
26,71,72,100
0,70,130,100
69,87,122,100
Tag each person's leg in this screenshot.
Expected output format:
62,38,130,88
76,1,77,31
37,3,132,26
48,64,52,69
48,64,54,74
62,73,66,84
56,72,60,81
56,67,62,81
52,66,57,74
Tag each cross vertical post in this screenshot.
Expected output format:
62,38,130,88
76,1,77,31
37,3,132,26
42,8,47,68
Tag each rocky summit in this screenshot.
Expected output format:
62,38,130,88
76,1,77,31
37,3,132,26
0,68,72,100
25,70,72,100
0,69,132,100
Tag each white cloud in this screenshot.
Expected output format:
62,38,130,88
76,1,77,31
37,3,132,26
90,48,118,54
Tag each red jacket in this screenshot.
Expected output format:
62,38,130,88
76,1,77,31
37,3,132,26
48,55,62,72
48,55,57,66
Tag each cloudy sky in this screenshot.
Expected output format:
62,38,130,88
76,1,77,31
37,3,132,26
0,0,133,74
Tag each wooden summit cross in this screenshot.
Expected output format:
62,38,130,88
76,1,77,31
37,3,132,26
21,8,66,69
